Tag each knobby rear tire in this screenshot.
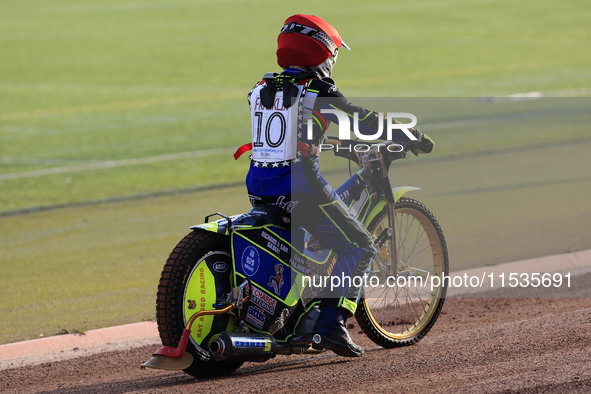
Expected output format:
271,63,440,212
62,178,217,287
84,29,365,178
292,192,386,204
156,230,242,378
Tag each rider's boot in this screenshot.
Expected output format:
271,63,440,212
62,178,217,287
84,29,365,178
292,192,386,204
313,305,364,357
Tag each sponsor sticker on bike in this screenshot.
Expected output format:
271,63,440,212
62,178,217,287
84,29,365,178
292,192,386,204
268,264,285,295
241,246,260,277
289,253,311,275
212,261,228,273
245,305,266,329
251,286,277,314
261,230,290,256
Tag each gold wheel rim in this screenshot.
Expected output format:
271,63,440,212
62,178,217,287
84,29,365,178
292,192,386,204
364,207,445,340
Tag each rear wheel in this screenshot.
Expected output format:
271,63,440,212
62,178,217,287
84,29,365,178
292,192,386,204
156,230,242,377
356,197,449,347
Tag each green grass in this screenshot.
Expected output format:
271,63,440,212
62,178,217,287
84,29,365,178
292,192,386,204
2,0,590,212
1,0,590,344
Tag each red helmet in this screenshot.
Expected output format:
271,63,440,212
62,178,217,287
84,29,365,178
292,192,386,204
277,14,350,72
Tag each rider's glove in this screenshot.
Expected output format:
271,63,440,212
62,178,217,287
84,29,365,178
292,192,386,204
408,128,434,155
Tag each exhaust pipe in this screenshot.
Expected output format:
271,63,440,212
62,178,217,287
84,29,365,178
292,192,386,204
209,332,278,362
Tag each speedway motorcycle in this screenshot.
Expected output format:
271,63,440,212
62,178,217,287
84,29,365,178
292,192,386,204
142,138,449,377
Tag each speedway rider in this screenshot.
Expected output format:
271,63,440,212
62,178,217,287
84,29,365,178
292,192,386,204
238,14,434,357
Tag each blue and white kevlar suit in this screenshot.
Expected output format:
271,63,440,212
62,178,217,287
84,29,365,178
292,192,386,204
244,68,409,314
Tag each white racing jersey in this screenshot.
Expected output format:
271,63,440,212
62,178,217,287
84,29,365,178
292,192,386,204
248,78,318,165
249,85,300,163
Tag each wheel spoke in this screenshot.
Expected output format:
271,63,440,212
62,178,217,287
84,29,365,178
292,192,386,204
358,199,448,345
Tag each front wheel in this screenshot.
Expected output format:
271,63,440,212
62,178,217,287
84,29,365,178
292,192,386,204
156,230,242,377
356,197,449,347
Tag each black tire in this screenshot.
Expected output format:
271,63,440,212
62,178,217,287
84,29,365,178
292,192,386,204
156,230,243,377
356,197,449,348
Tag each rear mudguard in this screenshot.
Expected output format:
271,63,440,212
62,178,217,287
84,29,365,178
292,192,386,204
191,206,289,235
190,217,233,235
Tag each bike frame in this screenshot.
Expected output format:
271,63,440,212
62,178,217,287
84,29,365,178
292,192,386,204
192,144,420,337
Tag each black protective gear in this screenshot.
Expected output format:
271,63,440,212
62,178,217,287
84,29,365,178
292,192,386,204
313,306,364,357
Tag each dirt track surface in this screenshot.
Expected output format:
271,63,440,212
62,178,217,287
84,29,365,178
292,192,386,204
2,289,590,394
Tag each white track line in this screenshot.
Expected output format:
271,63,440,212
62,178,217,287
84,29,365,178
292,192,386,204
0,148,234,181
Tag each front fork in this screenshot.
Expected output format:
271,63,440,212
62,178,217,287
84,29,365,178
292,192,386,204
371,172,398,278
374,177,421,279
386,200,398,277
